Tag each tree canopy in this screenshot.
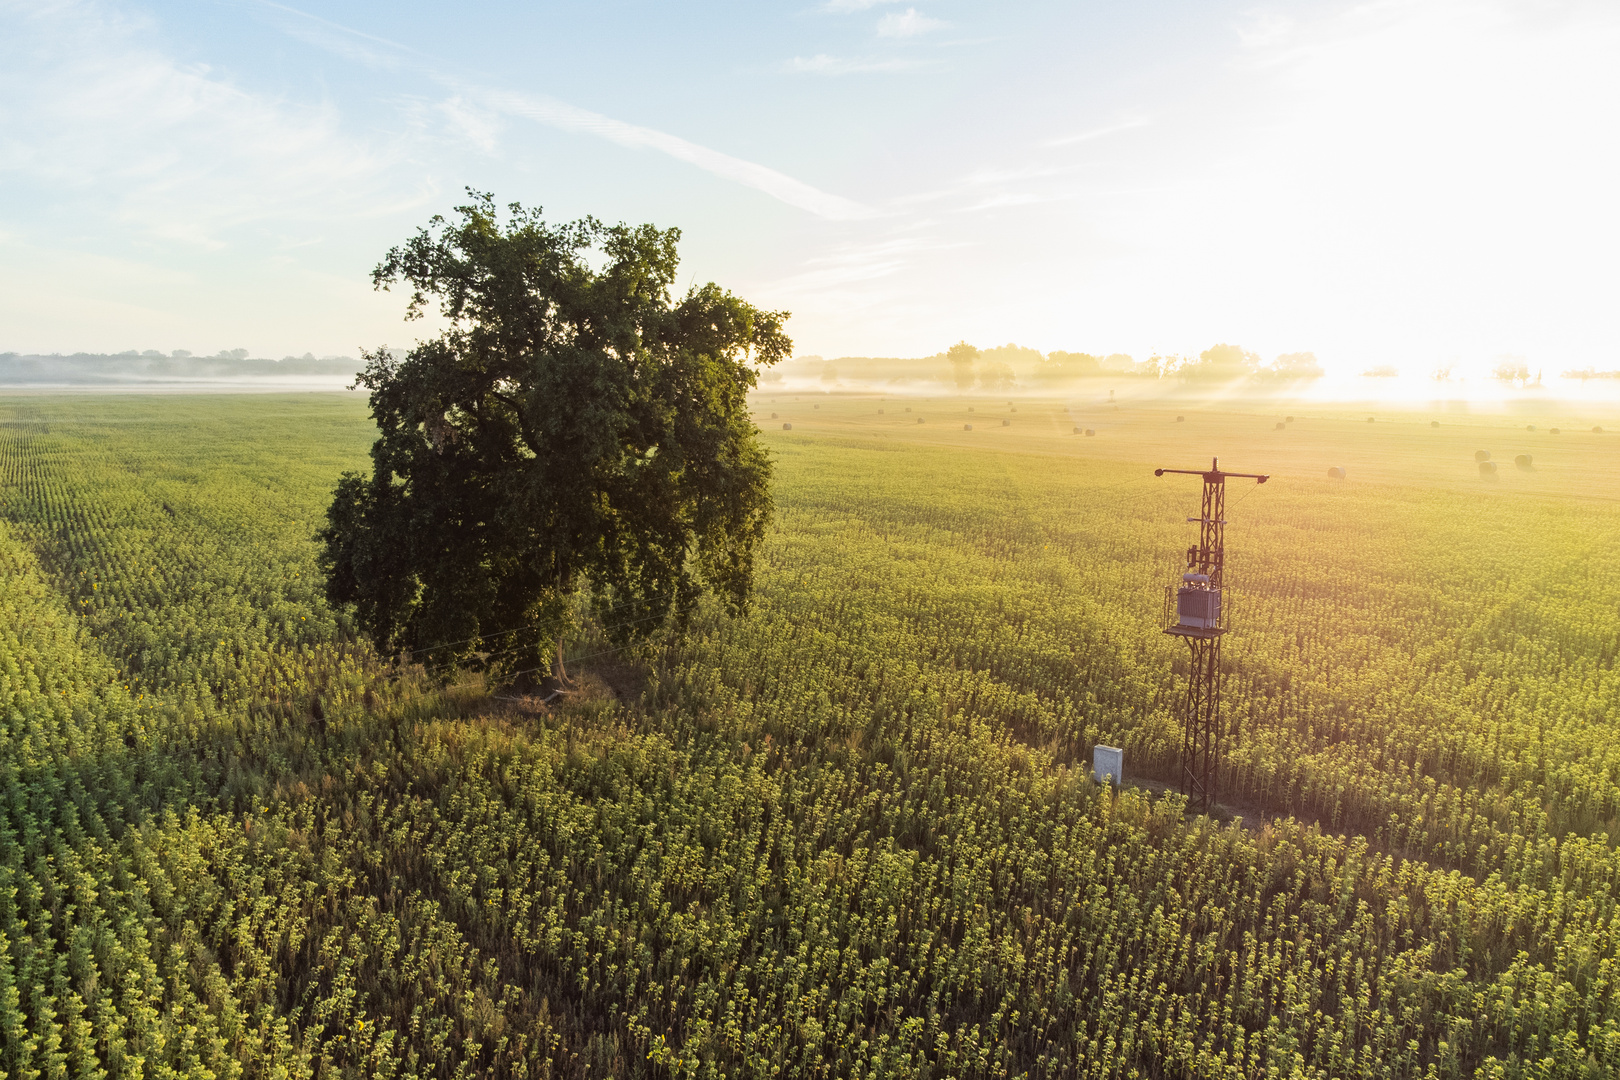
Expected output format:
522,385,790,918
319,193,790,674
946,340,979,390
1176,342,1263,381
1034,351,1102,382
1259,351,1325,381
976,358,1016,391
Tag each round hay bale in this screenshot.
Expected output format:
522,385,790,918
1176,415,1186,422
1526,424,1535,430
1594,426,1604,434
782,422,793,430
1002,418,1011,427
877,408,885,414
1286,415,1295,423
1479,460,1497,476
1515,454,1533,469
905,406,912,412
1010,406,1018,413
1275,422,1285,430
1366,416,1374,423
1430,420,1440,427
770,412,778,419
1474,450,1490,462
964,423,973,431
1073,425,1082,434
968,406,975,413
1086,428,1096,436
917,417,925,423
813,404,820,409
1550,427,1561,434
1328,467,1346,478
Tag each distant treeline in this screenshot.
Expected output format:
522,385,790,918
770,342,1323,389
0,350,362,385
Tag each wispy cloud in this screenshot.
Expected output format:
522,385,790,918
0,0,419,245
261,1,874,220
886,163,1074,210
1042,117,1150,148
782,53,932,75
433,96,505,154
876,8,948,38
952,191,1075,214
821,0,905,11
1238,12,1295,49
465,88,877,220
765,234,962,299
257,0,413,70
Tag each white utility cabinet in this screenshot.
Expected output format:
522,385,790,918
1093,745,1124,786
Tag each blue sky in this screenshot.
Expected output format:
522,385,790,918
3,0,1618,376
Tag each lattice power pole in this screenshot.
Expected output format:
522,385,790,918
1154,457,1268,813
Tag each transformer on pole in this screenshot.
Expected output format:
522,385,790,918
1154,457,1268,813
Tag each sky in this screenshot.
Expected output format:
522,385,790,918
2,0,1618,377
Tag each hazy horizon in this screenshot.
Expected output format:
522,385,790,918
6,344,1620,409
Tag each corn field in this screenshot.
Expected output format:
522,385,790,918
1,393,1617,1079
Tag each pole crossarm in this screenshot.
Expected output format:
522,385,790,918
1154,468,1270,482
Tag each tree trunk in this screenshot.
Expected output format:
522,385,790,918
554,636,574,688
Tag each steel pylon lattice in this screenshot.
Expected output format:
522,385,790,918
1154,457,1268,813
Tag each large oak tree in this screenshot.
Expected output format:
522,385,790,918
319,193,789,675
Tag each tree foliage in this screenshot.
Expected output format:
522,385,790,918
1034,350,1103,382
1266,350,1325,379
1175,342,1263,381
947,340,979,390
320,193,789,671
976,359,1016,391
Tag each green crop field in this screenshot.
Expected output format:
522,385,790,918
2,390,1618,1079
